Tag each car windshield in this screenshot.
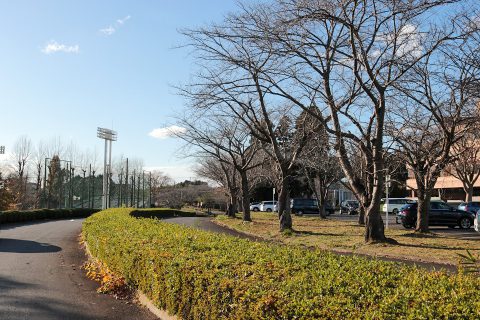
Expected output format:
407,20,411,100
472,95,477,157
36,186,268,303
400,203,416,210
347,201,359,207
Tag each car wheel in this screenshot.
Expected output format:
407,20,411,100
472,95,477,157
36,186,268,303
402,222,414,229
296,210,304,216
459,217,472,229
266,208,272,212
253,207,259,212
392,208,398,215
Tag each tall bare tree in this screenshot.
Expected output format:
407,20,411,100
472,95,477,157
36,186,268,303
389,21,480,232
10,135,32,209
445,127,480,202
177,111,262,221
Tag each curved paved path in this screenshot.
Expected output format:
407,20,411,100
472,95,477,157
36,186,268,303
0,219,156,320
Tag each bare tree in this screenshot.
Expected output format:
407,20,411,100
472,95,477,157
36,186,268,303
32,141,47,208
389,23,480,232
444,127,480,202
298,108,343,218
194,157,241,215
181,29,314,230
10,135,32,209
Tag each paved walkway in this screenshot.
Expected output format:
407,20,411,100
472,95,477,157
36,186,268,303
0,219,156,320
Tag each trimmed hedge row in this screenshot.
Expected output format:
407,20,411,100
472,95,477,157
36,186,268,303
0,208,100,224
131,208,197,219
83,208,480,319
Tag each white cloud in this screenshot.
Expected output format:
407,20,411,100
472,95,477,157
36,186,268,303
149,126,187,139
100,26,115,36
117,15,131,25
41,40,79,54
99,15,131,36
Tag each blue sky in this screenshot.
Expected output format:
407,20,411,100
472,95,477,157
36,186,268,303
0,0,247,181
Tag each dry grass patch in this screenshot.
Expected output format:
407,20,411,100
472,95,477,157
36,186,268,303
215,212,480,266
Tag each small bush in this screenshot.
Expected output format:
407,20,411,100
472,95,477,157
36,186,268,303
0,208,100,224
131,208,197,219
83,208,480,319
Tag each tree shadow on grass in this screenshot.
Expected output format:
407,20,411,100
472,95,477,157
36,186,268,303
294,230,344,237
393,241,470,251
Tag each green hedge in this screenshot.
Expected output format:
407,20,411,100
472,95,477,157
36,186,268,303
131,208,197,219
0,208,100,224
83,208,480,319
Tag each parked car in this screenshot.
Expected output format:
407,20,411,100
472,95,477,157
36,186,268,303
380,198,412,215
290,198,335,216
457,202,480,214
249,202,261,212
340,200,359,215
325,200,335,215
397,201,475,229
475,211,479,232
260,201,278,212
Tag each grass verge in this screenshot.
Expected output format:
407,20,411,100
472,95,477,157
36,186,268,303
83,208,480,319
214,212,480,266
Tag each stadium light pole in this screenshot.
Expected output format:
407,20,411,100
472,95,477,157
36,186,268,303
97,127,117,210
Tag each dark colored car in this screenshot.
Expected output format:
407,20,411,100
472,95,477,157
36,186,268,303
457,202,480,214
340,200,359,215
291,198,334,216
325,200,335,215
397,201,475,229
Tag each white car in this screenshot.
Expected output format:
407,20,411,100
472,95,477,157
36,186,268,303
381,198,412,215
249,202,261,211
475,211,479,232
260,201,278,212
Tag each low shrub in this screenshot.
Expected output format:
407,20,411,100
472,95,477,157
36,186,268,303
83,208,480,319
0,208,100,224
131,208,197,219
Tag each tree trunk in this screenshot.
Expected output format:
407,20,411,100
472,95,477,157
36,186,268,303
318,204,327,219
416,188,431,233
364,168,385,242
278,177,292,231
358,205,365,225
364,205,386,243
464,183,474,202
226,194,236,217
240,171,251,222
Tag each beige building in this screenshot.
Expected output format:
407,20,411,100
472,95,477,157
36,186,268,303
406,172,480,202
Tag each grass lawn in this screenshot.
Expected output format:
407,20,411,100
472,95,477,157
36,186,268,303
214,212,480,266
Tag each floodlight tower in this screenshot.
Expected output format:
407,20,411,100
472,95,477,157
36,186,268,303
97,127,117,209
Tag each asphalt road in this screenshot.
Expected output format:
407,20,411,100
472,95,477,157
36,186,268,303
0,219,156,320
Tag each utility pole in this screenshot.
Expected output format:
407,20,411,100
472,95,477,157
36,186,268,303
137,174,140,208
142,171,145,208
125,158,129,207
97,127,117,210
82,169,86,208
131,170,135,207
149,171,152,208
91,170,96,208
118,168,123,207
386,170,391,230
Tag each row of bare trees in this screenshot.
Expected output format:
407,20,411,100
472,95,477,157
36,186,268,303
0,135,155,210
176,0,480,241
